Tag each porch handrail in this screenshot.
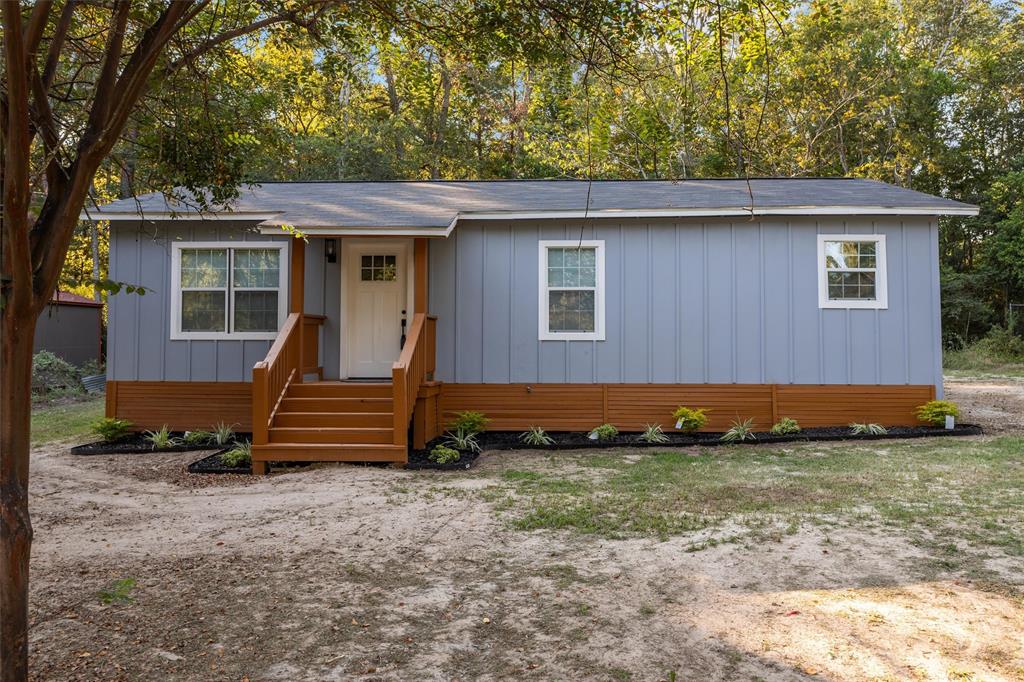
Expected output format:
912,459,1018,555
391,313,437,447
252,312,302,445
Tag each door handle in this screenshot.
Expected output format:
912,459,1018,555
400,309,407,349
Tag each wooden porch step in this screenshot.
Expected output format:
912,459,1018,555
287,382,392,398
252,443,406,463
280,397,393,412
273,411,392,428
268,426,393,445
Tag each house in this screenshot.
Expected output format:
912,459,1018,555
34,291,104,367
89,178,978,472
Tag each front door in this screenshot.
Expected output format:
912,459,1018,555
344,243,409,378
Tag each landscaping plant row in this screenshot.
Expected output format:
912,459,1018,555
72,417,253,470
414,400,972,469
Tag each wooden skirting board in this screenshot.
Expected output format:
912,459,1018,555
438,383,937,432
106,381,252,431
106,381,935,434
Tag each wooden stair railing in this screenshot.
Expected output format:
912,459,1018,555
252,313,302,446
392,314,437,447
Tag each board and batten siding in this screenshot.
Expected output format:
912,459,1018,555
107,221,339,382
428,216,943,393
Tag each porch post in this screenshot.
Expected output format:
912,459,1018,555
414,238,428,314
290,237,305,383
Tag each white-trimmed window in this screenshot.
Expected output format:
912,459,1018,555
171,242,287,340
817,234,888,309
538,240,605,341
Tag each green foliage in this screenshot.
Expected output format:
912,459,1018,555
98,578,136,605
183,430,214,446
589,424,619,441
444,428,481,453
638,424,669,444
31,351,83,398
770,418,802,435
221,441,252,467
671,407,709,432
945,326,1024,375
448,411,490,435
520,426,555,446
144,425,177,450
91,417,133,442
850,422,887,436
211,422,236,446
429,444,461,464
720,418,757,443
915,401,960,427
33,399,104,446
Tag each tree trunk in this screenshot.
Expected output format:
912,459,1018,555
0,306,36,682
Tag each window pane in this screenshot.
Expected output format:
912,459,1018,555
564,249,579,268
181,291,226,332
233,248,279,288
548,268,564,286
234,291,279,332
361,255,372,268
361,268,373,281
549,290,595,332
579,266,596,287
548,248,564,267
180,249,226,288
827,271,877,301
563,267,580,287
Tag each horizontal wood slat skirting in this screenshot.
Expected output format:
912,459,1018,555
438,383,936,432
106,381,253,431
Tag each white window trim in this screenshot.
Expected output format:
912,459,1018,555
538,240,606,341
817,234,888,310
170,241,288,340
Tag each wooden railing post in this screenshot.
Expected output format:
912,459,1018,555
252,362,269,445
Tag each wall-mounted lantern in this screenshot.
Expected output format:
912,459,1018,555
325,238,337,263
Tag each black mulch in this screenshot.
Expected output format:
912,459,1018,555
71,432,254,456
186,449,251,475
406,424,983,470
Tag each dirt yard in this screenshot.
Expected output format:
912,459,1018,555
26,378,1024,681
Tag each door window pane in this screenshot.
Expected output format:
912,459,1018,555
361,254,398,282
181,291,226,332
234,291,279,332
823,240,880,301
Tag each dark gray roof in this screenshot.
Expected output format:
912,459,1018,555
91,179,978,229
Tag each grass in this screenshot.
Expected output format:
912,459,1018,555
481,438,1024,559
31,397,104,446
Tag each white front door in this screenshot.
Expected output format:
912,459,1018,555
344,242,409,378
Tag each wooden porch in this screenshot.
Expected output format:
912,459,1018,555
250,237,440,473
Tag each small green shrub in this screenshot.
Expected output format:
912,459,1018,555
91,417,133,442
31,350,84,397
520,426,555,446
98,578,136,605
720,417,757,443
183,430,214,446
671,406,709,432
849,422,887,436
429,444,461,464
770,417,801,435
144,425,177,450
220,441,252,467
448,411,490,434
211,422,236,446
589,423,619,441
638,423,669,443
915,400,959,426
443,428,481,453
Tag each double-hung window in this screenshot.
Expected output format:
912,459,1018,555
817,234,887,309
171,242,287,339
538,240,605,341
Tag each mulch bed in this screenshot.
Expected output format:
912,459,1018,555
473,424,983,451
406,424,983,470
71,432,253,456
186,450,251,475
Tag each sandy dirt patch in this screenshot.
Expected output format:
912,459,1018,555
945,376,1024,434
26,378,1024,681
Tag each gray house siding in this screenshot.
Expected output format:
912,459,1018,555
33,304,102,367
428,216,942,393
107,221,335,382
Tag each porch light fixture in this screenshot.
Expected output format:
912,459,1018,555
325,238,337,263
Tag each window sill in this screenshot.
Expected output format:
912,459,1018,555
539,333,606,341
170,332,280,341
